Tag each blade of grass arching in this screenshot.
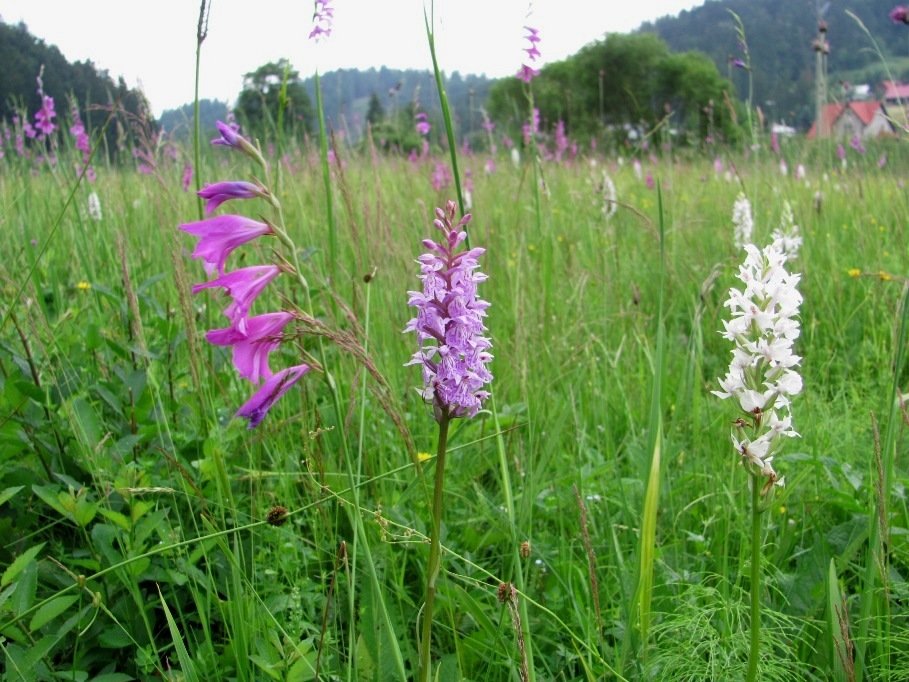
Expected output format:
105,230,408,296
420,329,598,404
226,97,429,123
157,585,201,682
624,184,666,671
856,283,907,680
423,5,465,224
314,70,338,286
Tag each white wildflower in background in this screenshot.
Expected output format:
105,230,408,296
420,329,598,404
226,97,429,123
87,192,102,221
713,242,802,488
771,201,802,261
732,192,753,249
601,171,617,220
510,147,521,167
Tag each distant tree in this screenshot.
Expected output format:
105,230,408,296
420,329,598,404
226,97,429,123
235,59,313,138
487,32,737,145
366,92,384,125
159,99,229,140
0,19,152,160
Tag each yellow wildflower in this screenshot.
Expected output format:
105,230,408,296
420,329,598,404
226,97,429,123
417,451,433,463
76,281,92,291
847,268,861,278
879,271,893,282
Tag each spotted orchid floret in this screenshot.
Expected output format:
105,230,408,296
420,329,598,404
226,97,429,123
405,201,493,421
713,242,802,486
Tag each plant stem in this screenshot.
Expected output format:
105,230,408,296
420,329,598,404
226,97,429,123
746,474,762,682
420,413,450,682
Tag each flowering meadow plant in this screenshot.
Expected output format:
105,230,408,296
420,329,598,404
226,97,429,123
179,121,309,429
714,241,802,486
405,200,492,421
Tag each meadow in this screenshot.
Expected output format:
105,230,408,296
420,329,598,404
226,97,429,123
1,104,908,681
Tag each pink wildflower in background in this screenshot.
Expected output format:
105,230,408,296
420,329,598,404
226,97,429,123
309,0,334,41
849,134,865,154
890,5,909,23
645,171,655,190
517,26,541,83
415,112,431,136
182,163,194,192
431,162,452,191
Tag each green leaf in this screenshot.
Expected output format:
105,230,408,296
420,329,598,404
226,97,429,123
31,484,68,518
2,543,45,587
157,586,199,682
97,508,131,531
89,673,135,682
0,485,24,508
29,594,80,632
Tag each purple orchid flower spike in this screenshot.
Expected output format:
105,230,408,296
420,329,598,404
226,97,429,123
236,364,311,428
180,215,273,275
191,265,281,333
206,311,294,384
891,5,909,23
405,200,493,421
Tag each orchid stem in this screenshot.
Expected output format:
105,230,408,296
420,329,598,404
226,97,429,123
419,413,450,682
746,474,763,682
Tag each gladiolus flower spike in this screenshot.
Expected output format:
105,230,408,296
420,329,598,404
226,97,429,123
178,128,310,429
405,201,493,421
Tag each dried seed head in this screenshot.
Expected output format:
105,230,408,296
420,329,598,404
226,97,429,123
519,540,531,559
497,582,517,604
266,505,289,526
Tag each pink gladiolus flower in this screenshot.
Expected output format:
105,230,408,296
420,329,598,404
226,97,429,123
192,265,281,333
236,364,311,428
415,112,431,136
180,215,273,275
206,312,294,383
212,120,248,149
309,0,334,41
182,164,193,192
197,181,264,213
34,95,56,137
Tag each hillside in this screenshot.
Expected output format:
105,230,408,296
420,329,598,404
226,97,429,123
640,0,907,127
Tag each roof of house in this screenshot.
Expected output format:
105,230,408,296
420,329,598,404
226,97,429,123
806,101,885,138
883,80,909,100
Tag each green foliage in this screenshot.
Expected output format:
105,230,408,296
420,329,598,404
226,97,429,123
487,32,738,145
236,59,314,139
641,0,909,127
2,130,909,679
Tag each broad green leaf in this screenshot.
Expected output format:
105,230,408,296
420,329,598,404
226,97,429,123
29,594,80,631
2,543,44,587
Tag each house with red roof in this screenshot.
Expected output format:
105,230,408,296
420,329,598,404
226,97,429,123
806,100,893,139
882,80,909,105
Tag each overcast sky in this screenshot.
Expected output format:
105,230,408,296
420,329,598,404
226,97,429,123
2,1,705,116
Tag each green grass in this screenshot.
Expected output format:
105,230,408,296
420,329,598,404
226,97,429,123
0,131,908,680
